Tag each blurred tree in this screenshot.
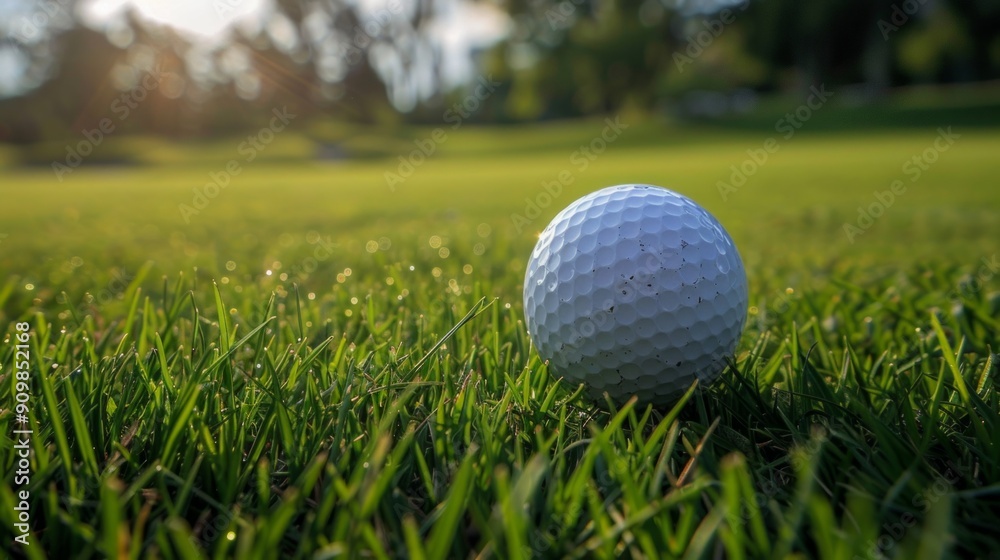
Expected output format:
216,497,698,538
0,0,447,143
737,0,899,92
0,0,84,142
0,0,997,141
263,0,432,118
940,0,1000,81
490,0,682,119
739,0,998,90
486,0,997,119
894,6,971,83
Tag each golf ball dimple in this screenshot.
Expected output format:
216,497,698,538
523,184,748,407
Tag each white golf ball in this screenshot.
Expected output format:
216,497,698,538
523,184,748,406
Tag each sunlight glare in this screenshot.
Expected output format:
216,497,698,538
85,0,267,43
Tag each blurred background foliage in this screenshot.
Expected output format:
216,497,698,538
0,0,997,149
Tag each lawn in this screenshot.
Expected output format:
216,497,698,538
1,117,999,558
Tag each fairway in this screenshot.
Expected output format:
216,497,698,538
2,122,1000,558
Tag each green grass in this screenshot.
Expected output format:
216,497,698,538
1,118,999,559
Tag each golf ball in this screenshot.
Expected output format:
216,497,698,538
523,184,748,406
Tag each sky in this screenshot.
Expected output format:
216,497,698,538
80,0,271,44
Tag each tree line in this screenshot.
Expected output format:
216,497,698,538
0,0,996,143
